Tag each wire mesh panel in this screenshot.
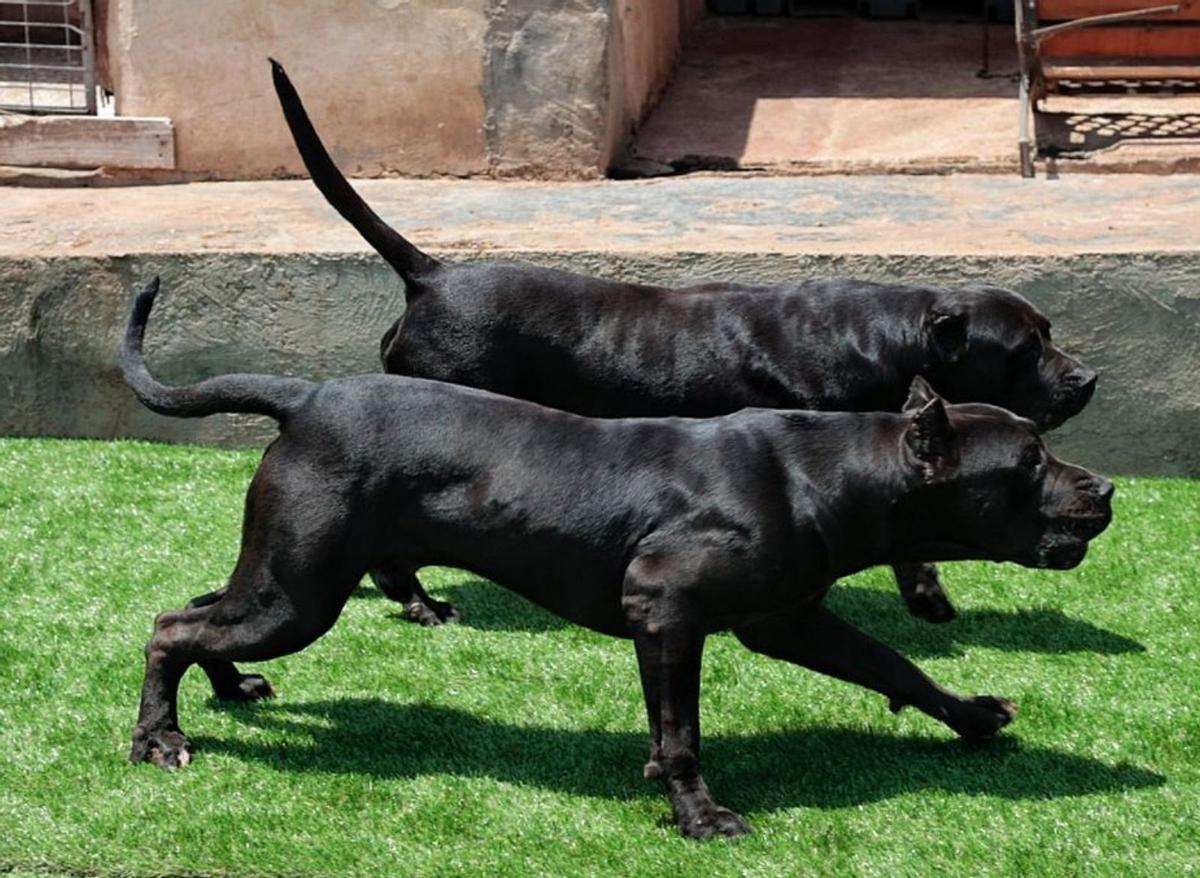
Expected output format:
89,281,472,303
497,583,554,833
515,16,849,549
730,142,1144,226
0,0,96,114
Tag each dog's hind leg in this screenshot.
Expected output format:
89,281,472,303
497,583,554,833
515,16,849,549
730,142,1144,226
185,587,226,609
371,564,459,626
892,562,957,623
734,605,1015,740
179,587,275,702
130,563,357,771
196,657,275,703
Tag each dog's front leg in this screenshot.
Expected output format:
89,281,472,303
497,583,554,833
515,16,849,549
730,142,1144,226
624,560,749,839
735,605,1015,740
891,562,957,623
371,565,458,626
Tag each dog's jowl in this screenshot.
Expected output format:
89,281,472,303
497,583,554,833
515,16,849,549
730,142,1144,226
271,61,1099,628
122,279,1112,839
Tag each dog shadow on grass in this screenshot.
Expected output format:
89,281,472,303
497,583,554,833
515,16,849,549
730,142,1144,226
361,577,1144,658
198,698,1163,814
824,585,1145,659
369,577,571,633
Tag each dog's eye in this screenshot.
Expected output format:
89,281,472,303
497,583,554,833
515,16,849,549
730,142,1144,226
1020,444,1045,473
1018,334,1043,363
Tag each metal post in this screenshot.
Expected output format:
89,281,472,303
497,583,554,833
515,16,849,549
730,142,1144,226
1014,0,1035,177
1018,73,1033,177
80,0,96,113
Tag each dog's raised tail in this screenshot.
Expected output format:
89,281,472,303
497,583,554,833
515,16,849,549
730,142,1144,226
122,277,313,422
269,59,439,286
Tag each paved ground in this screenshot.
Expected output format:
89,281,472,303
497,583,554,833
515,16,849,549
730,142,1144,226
2,173,1197,259
631,18,1200,175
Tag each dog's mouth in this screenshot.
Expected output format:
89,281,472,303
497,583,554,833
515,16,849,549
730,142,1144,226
1033,513,1111,569
1035,410,1066,432
1033,536,1089,569
1036,399,1085,432
1039,374,1097,431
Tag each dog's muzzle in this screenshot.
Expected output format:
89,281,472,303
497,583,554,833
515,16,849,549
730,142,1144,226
1040,367,1098,431
1034,474,1114,568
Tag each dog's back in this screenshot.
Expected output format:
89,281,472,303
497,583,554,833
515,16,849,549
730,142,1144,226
384,264,936,418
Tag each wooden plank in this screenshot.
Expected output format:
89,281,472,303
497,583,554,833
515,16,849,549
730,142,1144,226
0,115,173,169
1042,26,1200,58
1037,0,1200,22
1044,60,1200,76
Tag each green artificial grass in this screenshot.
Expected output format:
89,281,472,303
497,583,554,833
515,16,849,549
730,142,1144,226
0,437,1197,877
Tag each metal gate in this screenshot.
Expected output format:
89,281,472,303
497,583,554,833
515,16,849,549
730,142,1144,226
0,0,96,114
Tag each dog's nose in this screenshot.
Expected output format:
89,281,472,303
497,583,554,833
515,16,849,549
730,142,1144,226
1069,367,1098,396
1074,472,1113,500
1059,367,1097,416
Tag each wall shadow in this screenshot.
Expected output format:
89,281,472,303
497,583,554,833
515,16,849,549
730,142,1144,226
198,699,1163,815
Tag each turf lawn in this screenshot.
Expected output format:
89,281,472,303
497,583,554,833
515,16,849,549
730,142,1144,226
0,438,1197,878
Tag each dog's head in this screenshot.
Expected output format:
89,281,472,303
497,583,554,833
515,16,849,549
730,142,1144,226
898,377,1112,570
918,286,1096,432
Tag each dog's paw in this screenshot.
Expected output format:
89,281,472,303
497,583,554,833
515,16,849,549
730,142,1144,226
213,672,275,702
667,778,750,840
403,598,460,627
129,727,192,770
902,584,958,624
674,802,751,840
948,695,1017,740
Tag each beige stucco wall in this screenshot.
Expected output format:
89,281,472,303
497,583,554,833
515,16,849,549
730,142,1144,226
617,0,707,127
683,0,707,29
618,2,683,125
107,0,489,178
613,0,704,151
103,0,699,179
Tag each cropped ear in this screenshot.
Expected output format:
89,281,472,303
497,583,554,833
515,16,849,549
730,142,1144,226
904,397,957,474
903,375,939,412
925,307,968,365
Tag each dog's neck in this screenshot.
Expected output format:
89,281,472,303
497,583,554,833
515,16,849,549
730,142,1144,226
774,411,972,578
804,299,931,414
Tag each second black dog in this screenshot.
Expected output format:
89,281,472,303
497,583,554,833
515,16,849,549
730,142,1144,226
271,60,1098,627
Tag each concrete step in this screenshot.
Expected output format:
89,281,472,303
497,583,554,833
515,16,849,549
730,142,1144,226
1,175,1197,474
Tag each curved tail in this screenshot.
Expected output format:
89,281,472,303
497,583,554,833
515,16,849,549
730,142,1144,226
270,58,440,286
122,277,314,422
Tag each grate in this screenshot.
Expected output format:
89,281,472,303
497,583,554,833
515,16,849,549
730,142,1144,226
0,0,96,114
1057,78,1200,97
1037,110,1200,155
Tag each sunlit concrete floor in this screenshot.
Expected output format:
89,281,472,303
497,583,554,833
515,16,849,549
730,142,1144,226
629,18,1200,176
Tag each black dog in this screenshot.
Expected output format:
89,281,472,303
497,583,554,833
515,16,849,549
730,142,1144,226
123,278,1112,839
271,61,1098,627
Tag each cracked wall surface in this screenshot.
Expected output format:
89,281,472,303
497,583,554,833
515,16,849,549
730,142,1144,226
483,0,613,177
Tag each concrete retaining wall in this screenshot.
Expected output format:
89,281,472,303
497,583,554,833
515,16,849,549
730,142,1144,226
1,250,1196,476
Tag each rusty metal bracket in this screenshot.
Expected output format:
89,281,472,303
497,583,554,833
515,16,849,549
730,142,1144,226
1030,3,1181,41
